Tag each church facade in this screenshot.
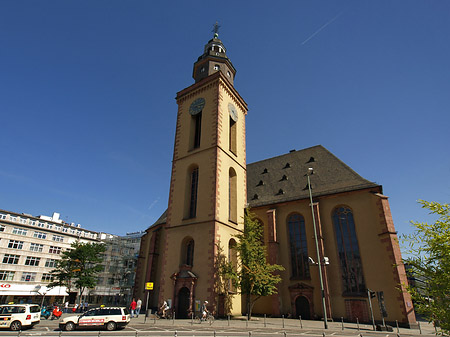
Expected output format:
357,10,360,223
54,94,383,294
134,32,416,327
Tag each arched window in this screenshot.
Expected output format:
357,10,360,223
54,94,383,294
229,116,237,154
229,168,237,223
181,237,195,266
288,213,310,279
332,206,366,294
187,166,199,219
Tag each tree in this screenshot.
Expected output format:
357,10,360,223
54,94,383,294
214,241,238,316
402,200,450,335
229,209,284,319
49,241,106,304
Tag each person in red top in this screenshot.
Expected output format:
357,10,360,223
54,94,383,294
130,298,137,318
52,306,62,319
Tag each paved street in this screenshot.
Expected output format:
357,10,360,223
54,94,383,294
0,314,438,337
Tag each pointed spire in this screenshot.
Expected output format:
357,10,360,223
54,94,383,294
212,21,220,39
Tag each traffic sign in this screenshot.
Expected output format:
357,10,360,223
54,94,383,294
146,282,154,290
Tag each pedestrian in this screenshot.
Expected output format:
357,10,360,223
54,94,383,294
130,298,137,318
84,301,88,312
64,301,69,313
72,303,78,313
136,298,142,317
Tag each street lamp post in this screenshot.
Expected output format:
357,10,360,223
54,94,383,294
307,167,328,329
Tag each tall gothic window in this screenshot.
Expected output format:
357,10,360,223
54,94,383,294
186,239,194,266
288,213,310,279
193,112,202,149
332,206,366,294
229,117,237,154
229,168,237,223
189,167,199,218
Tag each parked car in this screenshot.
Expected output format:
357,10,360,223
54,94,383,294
0,304,41,331
59,307,130,331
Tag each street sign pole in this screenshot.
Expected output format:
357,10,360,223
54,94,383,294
144,290,150,323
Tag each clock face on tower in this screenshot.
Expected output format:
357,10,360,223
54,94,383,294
189,98,206,116
228,103,238,122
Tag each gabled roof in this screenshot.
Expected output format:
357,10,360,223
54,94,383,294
149,145,380,228
247,145,380,208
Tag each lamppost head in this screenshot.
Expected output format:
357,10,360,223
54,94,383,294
308,167,314,174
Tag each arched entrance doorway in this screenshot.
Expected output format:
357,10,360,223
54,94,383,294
295,296,311,320
177,287,190,318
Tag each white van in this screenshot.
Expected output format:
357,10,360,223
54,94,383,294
0,304,41,330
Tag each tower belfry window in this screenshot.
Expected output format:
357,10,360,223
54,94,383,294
188,167,199,218
193,113,202,149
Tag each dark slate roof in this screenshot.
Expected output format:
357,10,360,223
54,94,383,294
247,145,380,208
149,145,380,228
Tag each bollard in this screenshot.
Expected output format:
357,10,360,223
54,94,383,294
174,330,177,337
246,316,248,328
396,320,399,333
264,314,266,327
173,312,175,325
214,331,216,337
418,321,422,334
359,334,363,337
299,315,303,329
154,314,156,324
357,317,360,331
284,332,287,337
59,330,62,337
17,330,21,337
136,330,138,337
249,332,251,337
322,333,326,337
341,317,344,330
98,330,101,337
191,312,193,326
228,314,230,327
282,314,285,328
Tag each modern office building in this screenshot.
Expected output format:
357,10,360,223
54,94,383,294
0,209,99,305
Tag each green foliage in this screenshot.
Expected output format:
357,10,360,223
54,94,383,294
214,241,238,316
49,241,106,303
233,209,284,318
402,200,450,335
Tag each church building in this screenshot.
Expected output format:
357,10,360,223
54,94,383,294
134,31,416,327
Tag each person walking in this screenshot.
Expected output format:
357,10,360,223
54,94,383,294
136,298,142,317
130,298,137,318
64,301,69,314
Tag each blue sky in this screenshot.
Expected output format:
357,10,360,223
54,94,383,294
1,0,449,237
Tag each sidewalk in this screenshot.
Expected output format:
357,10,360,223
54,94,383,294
127,314,438,336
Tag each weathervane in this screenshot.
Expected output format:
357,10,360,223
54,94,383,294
212,21,220,38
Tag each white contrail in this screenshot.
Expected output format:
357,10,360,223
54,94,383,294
301,11,344,45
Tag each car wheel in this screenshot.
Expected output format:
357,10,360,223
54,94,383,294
64,321,76,331
10,321,22,331
106,321,117,331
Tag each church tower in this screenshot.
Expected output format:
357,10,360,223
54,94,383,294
158,28,248,317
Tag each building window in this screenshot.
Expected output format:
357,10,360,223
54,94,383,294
33,231,47,239
10,216,17,222
188,167,199,218
46,223,53,229
8,240,24,250
25,256,41,266
45,259,57,268
214,64,220,70
29,220,36,226
229,117,237,154
186,239,194,266
0,213,6,220
332,206,366,294
29,243,44,252
0,224,5,232
19,218,27,224
229,168,237,223
288,213,310,279
228,239,238,292
38,222,45,228
192,112,202,149
12,227,28,236
41,273,53,282
2,254,20,264
0,270,15,281
49,246,62,254
52,235,64,242
21,272,36,282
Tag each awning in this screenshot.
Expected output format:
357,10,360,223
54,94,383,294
0,284,69,296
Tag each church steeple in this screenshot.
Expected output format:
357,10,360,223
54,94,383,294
193,23,236,85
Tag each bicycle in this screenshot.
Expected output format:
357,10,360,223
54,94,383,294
155,309,173,320
194,312,214,324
